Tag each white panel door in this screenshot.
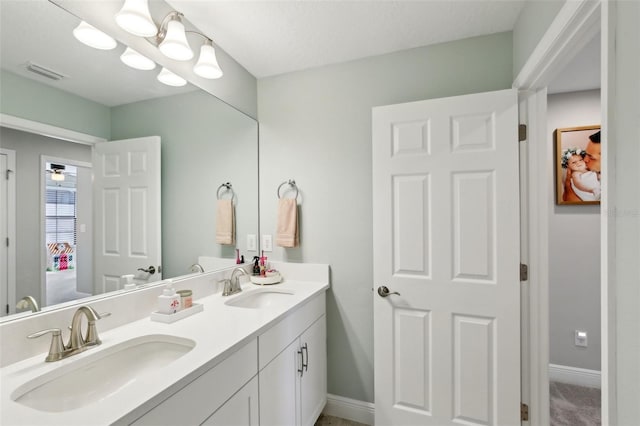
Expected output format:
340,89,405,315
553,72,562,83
93,137,161,292
373,89,521,425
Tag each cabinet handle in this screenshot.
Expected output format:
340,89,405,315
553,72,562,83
302,343,309,372
297,348,304,377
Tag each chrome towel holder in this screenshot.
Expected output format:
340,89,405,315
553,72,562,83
277,179,298,199
217,182,235,200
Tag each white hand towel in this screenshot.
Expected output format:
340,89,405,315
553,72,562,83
216,199,235,245
276,198,298,248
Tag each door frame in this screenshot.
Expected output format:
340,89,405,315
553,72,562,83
0,148,16,315
512,1,605,424
40,155,92,305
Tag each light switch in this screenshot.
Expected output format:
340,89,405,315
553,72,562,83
262,235,273,252
247,234,257,251
575,330,588,347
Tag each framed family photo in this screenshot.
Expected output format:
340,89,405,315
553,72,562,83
555,125,601,205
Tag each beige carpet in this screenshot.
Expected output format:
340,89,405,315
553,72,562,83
550,381,601,426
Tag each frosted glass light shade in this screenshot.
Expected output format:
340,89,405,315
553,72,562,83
120,47,156,70
115,0,157,37
73,21,117,50
157,67,186,87
194,42,223,79
51,171,65,182
158,19,193,61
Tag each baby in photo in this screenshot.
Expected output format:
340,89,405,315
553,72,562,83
562,147,601,201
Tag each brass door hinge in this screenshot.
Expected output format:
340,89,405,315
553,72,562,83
521,402,529,421
519,124,527,142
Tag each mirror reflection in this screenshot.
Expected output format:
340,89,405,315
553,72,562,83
0,0,259,320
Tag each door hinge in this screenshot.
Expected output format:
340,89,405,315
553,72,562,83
5,237,8,247
519,124,527,142
521,402,529,421
5,169,13,180
520,263,528,281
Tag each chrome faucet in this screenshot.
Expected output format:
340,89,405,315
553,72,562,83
222,267,247,296
27,305,109,362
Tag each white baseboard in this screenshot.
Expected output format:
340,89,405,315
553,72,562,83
323,394,375,425
549,363,601,388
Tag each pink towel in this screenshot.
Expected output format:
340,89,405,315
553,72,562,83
276,198,298,248
216,199,235,245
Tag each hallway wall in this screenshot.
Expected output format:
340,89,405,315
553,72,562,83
547,89,601,371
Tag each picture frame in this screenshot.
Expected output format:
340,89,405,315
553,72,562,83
554,125,601,205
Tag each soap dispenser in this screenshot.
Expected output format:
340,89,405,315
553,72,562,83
158,282,181,314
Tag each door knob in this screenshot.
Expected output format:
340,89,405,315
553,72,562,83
137,266,156,274
377,286,400,297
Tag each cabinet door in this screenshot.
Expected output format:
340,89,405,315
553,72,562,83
300,315,327,426
202,376,258,426
259,339,301,426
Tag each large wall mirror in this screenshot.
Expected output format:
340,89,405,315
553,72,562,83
0,0,259,320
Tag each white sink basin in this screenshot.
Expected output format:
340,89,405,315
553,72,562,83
225,288,294,309
11,334,195,412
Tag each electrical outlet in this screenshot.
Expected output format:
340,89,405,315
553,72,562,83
262,234,273,252
247,234,257,251
575,330,588,347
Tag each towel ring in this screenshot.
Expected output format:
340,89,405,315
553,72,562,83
277,179,298,199
217,182,234,200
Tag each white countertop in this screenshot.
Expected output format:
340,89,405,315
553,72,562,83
1,278,329,426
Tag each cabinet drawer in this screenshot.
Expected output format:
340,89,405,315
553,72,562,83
131,338,258,426
258,294,325,370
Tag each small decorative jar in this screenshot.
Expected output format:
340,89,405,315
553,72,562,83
176,290,193,309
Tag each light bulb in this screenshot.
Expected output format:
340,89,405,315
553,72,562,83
73,21,117,50
115,0,157,37
194,42,223,79
157,67,186,87
120,47,156,71
51,171,65,182
158,18,193,61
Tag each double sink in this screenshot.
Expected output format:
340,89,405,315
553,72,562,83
10,287,294,413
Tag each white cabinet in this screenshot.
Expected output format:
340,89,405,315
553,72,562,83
259,307,326,426
202,376,259,426
299,317,327,426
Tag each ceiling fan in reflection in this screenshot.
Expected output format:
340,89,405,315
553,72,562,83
46,163,66,182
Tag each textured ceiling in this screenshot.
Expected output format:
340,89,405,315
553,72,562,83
168,0,527,78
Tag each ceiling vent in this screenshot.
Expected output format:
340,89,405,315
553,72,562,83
25,62,67,81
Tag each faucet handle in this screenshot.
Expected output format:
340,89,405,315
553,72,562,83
98,312,111,319
27,328,66,362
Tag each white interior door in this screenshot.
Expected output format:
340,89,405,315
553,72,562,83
373,89,521,425
93,136,161,293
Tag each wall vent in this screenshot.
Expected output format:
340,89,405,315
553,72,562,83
25,62,67,81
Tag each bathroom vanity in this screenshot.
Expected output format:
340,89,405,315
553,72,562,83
0,263,329,426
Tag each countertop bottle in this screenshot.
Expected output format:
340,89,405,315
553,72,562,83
158,285,180,314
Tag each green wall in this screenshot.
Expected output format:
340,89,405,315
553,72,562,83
512,0,566,78
111,90,259,278
0,70,111,139
257,31,514,403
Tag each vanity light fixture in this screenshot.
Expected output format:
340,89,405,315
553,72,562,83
194,39,223,79
120,47,156,71
114,1,224,80
73,21,117,50
157,12,193,61
157,67,187,87
115,0,157,37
